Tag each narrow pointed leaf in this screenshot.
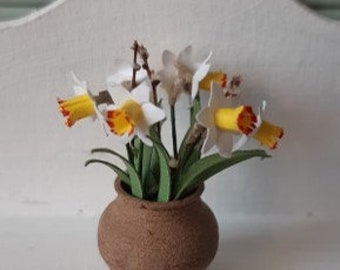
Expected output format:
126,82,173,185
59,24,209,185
85,159,130,185
141,144,153,184
91,148,143,199
153,142,171,202
133,137,142,175
174,150,271,199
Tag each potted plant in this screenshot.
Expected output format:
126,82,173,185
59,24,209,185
57,41,283,270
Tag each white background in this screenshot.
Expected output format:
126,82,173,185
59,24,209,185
0,0,339,269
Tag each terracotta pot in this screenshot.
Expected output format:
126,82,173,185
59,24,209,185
98,180,219,270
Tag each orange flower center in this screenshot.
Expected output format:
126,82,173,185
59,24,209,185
106,99,142,136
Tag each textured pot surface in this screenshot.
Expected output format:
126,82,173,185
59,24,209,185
98,180,219,270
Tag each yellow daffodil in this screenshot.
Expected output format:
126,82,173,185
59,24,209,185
199,73,241,98
57,73,105,128
199,71,227,90
253,120,284,149
105,82,165,145
252,101,284,149
196,83,257,157
233,101,284,150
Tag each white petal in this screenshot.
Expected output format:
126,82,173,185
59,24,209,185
216,130,233,157
158,66,177,92
136,129,153,146
196,107,213,128
73,86,87,95
91,103,109,136
203,51,213,64
109,60,148,85
179,45,192,64
107,84,131,105
71,71,86,88
107,72,131,88
118,133,135,144
71,72,87,95
232,135,248,151
191,63,210,100
141,103,166,126
209,82,232,109
162,50,177,66
202,127,217,153
261,100,267,112
131,81,150,103
178,45,195,71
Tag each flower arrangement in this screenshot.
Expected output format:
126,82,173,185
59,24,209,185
57,41,283,202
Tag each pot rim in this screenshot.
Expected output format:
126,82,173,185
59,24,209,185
114,179,204,211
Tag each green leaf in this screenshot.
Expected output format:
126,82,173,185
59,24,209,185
85,159,130,185
153,142,172,202
173,150,271,200
182,141,202,170
133,137,142,175
91,148,143,199
141,144,153,184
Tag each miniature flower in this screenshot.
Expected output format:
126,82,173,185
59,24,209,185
196,83,257,157
233,101,284,150
158,46,212,104
253,101,284,149
253,120,284,149
57,73,105,128
199,71,227,90
105,82,165,145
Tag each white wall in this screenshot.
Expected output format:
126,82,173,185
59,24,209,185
0,0,339,222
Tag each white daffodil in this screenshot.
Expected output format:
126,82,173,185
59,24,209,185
158,46,212,104
107,60,147,90
57,72,106,129
196,83,257,157
105,81,165,145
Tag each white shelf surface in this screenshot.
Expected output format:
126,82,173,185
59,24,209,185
1,216,340,270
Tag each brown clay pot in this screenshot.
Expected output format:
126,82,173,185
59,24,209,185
98,180,219,270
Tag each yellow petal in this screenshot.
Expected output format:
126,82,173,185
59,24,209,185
214,106,257,135
199,71,227,90
57,94,95,127
253,120,284,149
120,99,142,123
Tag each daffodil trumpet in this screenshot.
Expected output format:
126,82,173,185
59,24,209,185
57,73,107,130
253,120,284,149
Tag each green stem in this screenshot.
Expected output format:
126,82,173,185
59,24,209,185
170,104,178,159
